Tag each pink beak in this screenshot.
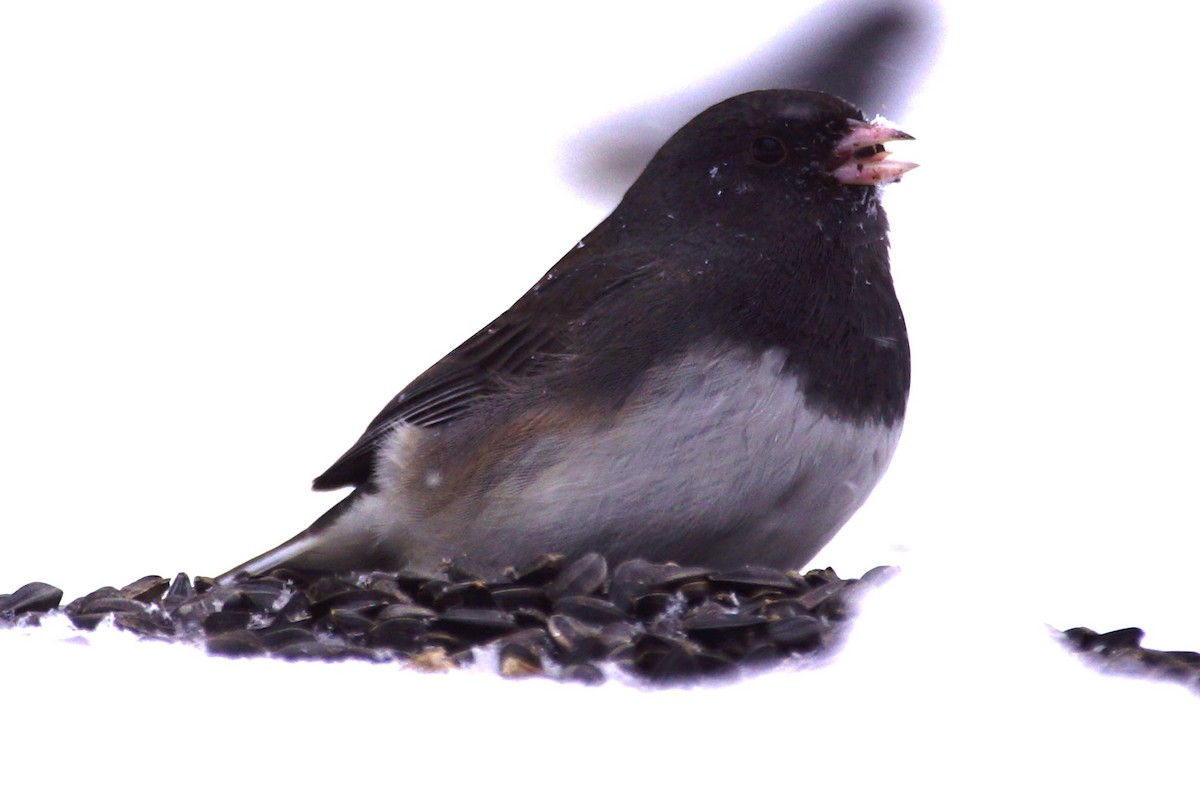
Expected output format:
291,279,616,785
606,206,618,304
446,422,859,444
830,119,918,186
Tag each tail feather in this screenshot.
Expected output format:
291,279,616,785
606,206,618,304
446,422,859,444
215,489,371,584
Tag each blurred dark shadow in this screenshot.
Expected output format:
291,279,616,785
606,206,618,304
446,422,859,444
563,0,941,202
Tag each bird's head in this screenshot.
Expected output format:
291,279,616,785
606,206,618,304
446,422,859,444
620,89,916,237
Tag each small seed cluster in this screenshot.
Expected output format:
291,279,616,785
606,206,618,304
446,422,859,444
1060,626,1200,693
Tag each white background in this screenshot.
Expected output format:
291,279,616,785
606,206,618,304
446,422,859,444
2,2,1197,795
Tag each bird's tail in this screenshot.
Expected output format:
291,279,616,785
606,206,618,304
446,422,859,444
215,489,374,584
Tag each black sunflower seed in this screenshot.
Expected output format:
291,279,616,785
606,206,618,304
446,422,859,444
552,596,628,627
120,576,170,604
547,553,608,600
499,642,543,678
0,582,63,617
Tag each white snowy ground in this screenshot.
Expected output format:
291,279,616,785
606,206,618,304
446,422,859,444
2,2,1197,795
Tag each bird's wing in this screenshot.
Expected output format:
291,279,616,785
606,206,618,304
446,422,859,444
311,250,643,490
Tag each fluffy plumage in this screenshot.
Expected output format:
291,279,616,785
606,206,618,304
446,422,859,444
219,89,914,582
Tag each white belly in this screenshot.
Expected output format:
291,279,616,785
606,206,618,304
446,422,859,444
371,345,901,571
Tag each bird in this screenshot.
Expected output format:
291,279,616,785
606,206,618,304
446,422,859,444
218,89,915,583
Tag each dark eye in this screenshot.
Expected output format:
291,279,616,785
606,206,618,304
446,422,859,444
750,135,787,165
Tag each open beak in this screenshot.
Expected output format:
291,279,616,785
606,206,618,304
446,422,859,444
830,119,917,186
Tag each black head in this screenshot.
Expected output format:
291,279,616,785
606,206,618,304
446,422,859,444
617,89,915,236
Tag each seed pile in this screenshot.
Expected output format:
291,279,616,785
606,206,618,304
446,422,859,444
0,554,894,684
1060,626,1200,693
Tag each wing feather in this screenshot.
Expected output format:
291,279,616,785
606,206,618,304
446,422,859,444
311,251,650,491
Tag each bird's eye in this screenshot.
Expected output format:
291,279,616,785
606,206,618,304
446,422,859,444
750,135,787,166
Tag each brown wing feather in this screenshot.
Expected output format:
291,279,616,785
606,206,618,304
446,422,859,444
311,250,646,490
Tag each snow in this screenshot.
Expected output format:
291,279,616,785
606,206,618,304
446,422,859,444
2,2,1198,796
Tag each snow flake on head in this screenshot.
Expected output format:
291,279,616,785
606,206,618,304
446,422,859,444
869,113,903,130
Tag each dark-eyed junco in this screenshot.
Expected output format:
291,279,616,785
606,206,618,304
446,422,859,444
219,89,915,582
